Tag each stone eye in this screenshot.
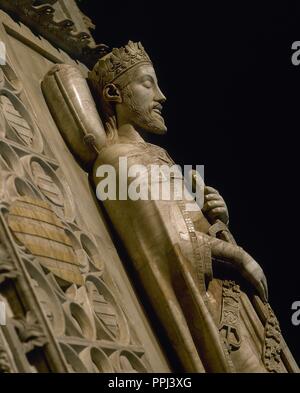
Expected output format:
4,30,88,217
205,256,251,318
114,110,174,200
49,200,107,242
143,80,152,88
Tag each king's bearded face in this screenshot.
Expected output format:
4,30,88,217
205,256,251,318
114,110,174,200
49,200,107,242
116,64,167,135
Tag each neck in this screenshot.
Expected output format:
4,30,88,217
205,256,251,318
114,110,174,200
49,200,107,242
117,123,146,144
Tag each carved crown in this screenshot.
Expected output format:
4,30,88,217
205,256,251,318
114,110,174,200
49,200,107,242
88,41,152,89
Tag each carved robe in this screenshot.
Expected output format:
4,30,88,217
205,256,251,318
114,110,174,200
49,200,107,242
92,140,288,373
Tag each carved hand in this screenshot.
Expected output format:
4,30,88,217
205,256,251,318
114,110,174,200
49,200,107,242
202,186,229,226
236,249,269,303
209,236,269,303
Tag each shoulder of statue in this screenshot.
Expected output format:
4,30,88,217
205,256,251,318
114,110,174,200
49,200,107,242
94,141,175,168
146,143,175,165
95,141,148,166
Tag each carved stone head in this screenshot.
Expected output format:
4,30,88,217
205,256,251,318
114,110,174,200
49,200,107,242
89,41,167,135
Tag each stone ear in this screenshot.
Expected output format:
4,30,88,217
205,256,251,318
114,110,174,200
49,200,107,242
103,83,122,103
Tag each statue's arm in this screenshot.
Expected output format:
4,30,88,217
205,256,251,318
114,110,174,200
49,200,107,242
205,233,268,303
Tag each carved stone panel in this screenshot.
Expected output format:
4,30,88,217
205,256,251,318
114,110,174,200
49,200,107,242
0,5,169,373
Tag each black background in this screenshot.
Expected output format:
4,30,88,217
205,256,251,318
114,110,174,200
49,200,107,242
78,0,300,366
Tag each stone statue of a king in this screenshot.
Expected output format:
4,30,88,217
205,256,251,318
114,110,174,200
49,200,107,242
43,41,299,373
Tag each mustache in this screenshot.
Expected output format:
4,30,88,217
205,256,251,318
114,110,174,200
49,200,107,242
152,103,163,111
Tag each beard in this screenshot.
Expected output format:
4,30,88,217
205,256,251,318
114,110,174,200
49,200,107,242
121,86,167,135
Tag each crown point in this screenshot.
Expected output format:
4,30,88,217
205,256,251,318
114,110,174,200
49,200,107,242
89,41,152,89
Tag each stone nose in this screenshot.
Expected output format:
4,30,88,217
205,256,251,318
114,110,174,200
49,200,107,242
155,86,166,103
